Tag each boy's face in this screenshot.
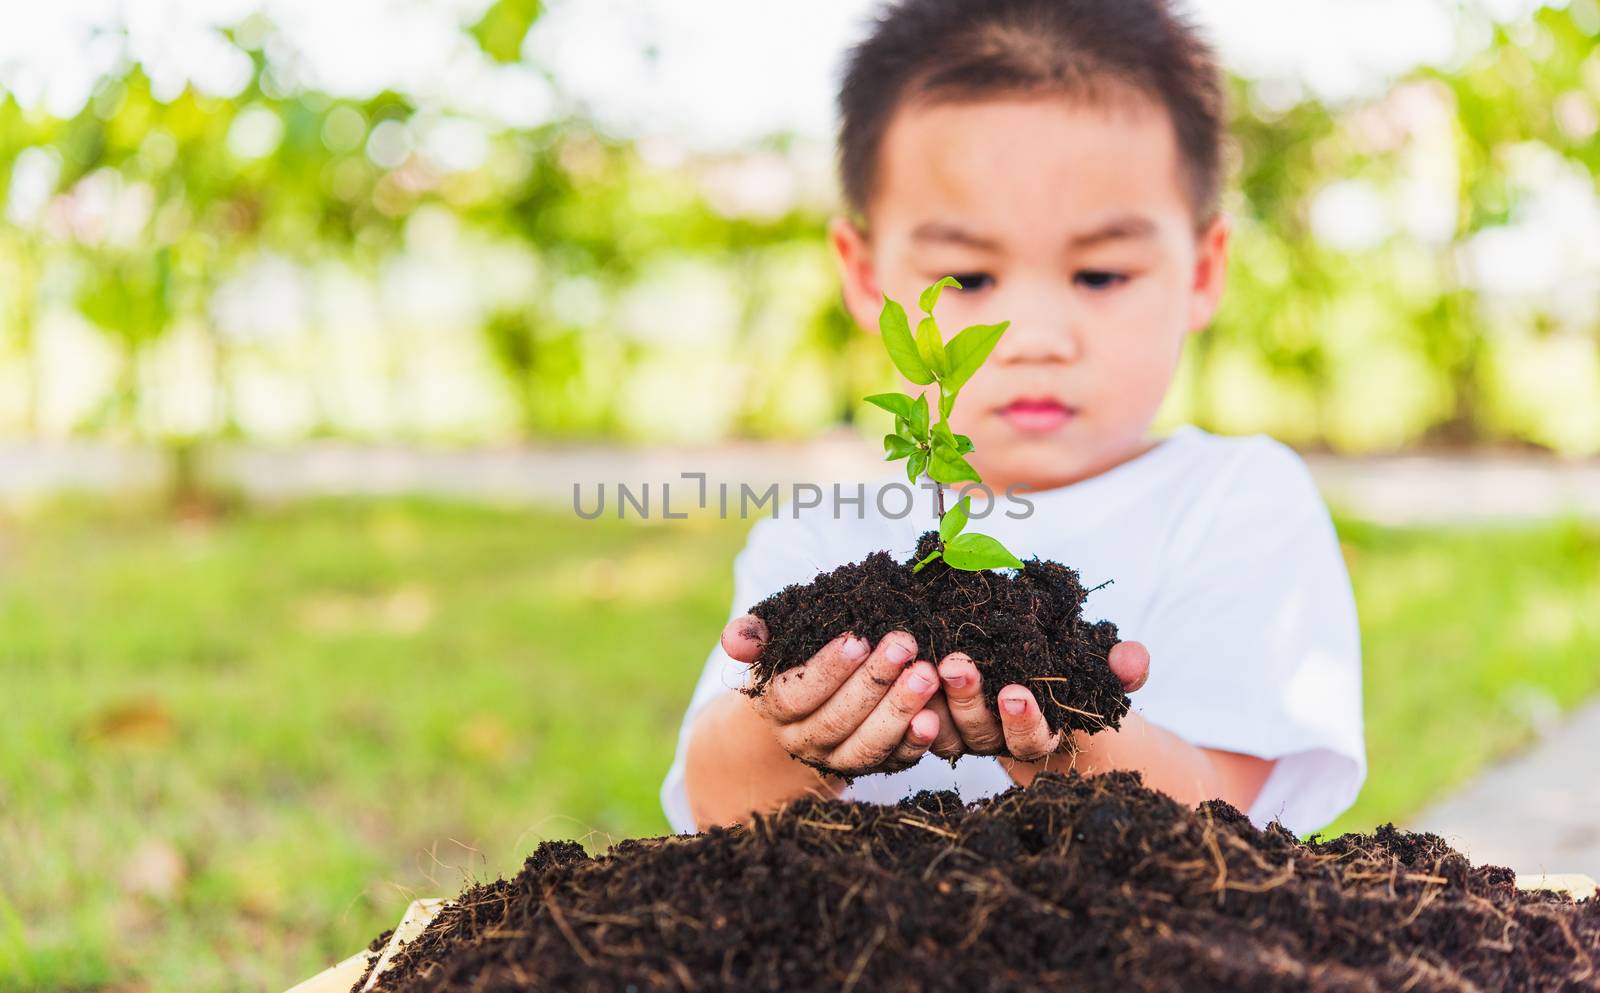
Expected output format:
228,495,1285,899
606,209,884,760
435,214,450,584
831,93,1229,493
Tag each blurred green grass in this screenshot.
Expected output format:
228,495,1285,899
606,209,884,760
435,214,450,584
0,498,1596,992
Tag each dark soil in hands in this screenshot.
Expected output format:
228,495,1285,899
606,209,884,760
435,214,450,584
366,771,1599,993
744,531,1129,764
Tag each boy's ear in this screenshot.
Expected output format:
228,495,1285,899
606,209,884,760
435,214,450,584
1186,212,1230,335
828,215,881,332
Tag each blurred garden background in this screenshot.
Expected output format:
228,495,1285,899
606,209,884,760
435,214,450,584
1,0,1598,990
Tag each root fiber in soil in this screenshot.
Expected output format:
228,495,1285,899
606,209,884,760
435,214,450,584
364,771,1600,993
744,532,1130,764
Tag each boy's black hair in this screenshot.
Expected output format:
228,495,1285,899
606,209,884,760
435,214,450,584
837,0,1227,229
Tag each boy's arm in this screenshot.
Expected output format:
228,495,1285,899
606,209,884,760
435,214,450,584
1005,712,1275,811
684,691,845,829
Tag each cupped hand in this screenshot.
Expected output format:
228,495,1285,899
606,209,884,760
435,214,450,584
721,614,943,776
931,641,1150,761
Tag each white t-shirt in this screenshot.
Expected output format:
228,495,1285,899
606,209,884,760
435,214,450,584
660,425,1365,836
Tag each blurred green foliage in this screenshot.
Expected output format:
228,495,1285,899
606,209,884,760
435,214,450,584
0,3,1597,450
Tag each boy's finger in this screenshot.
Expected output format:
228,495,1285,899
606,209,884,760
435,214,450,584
884,708,940,770
827,661,939,771
924,694,964,760
1108,640,1150,692
938,653,1003,754
760,633,870,724
805,630,918,742
720,614,769,663
997,685,1061,762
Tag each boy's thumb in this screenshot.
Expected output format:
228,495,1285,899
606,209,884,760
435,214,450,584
1108,640,1150,692
720,614,769,664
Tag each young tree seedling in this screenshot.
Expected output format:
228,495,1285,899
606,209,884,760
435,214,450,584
867,277,1025,574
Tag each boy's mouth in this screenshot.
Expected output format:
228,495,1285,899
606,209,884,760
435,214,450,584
996,397,1076,433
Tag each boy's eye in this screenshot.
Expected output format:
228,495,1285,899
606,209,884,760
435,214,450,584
947,273,993,292
1075,270,1128,290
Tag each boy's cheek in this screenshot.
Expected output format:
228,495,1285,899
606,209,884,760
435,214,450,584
1088,352,1174,412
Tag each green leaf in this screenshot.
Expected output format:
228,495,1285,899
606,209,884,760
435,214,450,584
865,393,914,419
940,495,970,544
895,414,910,437
943,321,1010,392
909,393,929,440
884,433,917,460
915,316,948,377
954,433,975,455
469,0,543,62
939,389,955,421
906,449,928,484
928,449,982,485
943,532,1024,571
880,296,933,385
919,276,962,314
928,418,960,463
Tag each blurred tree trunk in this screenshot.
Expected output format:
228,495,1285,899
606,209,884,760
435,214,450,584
1419,287,1487,449
13,249,42,435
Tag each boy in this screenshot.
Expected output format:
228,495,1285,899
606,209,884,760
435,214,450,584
662,0,1364,835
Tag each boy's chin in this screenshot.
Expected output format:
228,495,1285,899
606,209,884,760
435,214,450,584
974,438,1095,493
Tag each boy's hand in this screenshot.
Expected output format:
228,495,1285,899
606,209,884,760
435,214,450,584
933,643,1150,761
721,614,942,776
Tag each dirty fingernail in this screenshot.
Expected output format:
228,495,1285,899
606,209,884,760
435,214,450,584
1001,697,1026,717
941,669,967,689
908,671,934,693
842,636,868,660
887,638,914,664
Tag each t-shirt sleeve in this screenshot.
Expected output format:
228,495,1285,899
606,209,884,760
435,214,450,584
1134,437,1365,835
659,514,828,834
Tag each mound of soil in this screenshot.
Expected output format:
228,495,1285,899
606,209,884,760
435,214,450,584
365,771,1599,993
744,531,1129,766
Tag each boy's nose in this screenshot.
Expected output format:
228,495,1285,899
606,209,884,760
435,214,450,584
993,312,1083,366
